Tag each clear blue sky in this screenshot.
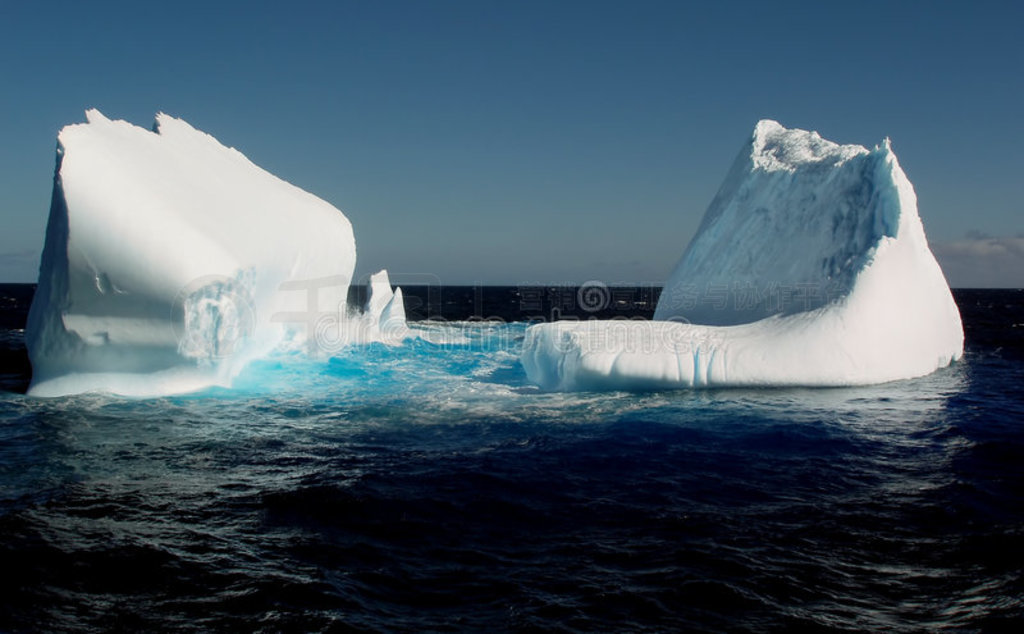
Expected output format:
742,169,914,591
1,0,1021,286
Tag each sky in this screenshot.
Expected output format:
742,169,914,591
0,0,1021,287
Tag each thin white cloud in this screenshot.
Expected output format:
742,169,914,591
931,235,1024,288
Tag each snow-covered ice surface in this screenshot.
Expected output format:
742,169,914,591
522,121,963,391
26,110,403,397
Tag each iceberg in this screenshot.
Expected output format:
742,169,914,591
522,120,963,391
26,110,403,397
363,270,409,340
320,269,410,350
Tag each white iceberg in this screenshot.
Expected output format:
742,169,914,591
363,270,410,341
26,110,403,397
314,269,410,351
522,120,963,391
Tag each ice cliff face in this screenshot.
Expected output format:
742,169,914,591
522,120,963,390
656,120,900,325
26,110,394,397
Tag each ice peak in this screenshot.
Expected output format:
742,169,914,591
750,119,867,172
152,112,196,136
152,111,170,133
84,108,109,125
752,118,785,137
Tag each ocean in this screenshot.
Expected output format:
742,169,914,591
1,284,1022,632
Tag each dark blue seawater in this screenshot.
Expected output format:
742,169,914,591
1,284,1022,632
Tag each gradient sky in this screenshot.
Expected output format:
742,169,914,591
1,0,1021,286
